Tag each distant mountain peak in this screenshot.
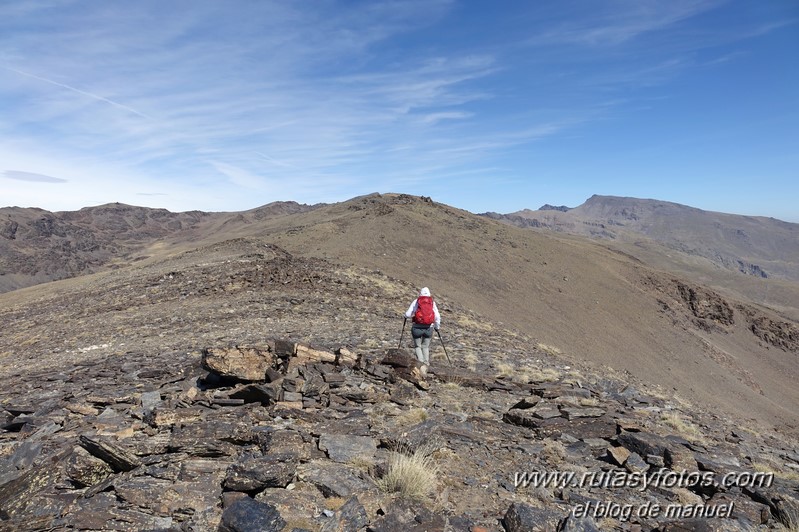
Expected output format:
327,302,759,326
538,204,571,212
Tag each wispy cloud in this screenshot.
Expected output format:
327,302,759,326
0,1,794,216
526,0,725,47
2,170,67,183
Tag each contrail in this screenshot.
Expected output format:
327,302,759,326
1,64,152,119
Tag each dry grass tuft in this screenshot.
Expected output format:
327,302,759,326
456,315,494,332
753,460,799,483
517,366,560,383
376,443,440,500
536,343,563,356
540,439,568,465
495,361,515,377
397,407,428,426
348,456,376,475
660,411,706,443
323,496,348,511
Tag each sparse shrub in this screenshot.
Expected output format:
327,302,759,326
376,443,440,500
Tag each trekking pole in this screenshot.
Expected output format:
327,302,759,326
398,317,407,348
436,329,452,366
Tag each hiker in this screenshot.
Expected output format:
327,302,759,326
404,287,441,372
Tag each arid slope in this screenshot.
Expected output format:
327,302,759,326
142,193,799,434
2,193,798,434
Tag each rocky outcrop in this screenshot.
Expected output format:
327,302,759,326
747,314,799,352
675,282,735,327
0,334,796,531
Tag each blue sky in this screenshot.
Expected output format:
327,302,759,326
1,1,797,221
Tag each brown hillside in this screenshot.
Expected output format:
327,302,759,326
0,201,319,293
2,193,798,435
485,195,799,284
144,193,799,434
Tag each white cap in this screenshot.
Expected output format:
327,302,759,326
419,287,431,297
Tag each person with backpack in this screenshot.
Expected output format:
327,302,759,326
404,287,441,373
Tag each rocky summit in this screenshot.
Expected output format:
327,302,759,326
0,196,798,531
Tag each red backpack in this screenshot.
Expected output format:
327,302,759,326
414,296,435,326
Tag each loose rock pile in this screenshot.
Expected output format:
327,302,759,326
0,335,797,531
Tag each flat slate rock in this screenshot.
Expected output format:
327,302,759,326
318,434,377,463
618,430,670,460
297,460,375,498
78,435,141,472
561,407,606,420
229,382,283,405
224,454,297,491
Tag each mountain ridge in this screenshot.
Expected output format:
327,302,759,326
2,193,797,436
481,195,799,286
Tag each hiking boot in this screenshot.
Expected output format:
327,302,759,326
420,364,428,377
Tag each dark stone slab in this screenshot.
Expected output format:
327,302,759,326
743,485,799,529
624,452,650,474
369,499,448,532
558,514,601,532
381,349,417,368
531,416,618,440
255,428,312,461
561,407,606,420
297,460,376,498
219,496,286,532
319,433,377,463
709,493,770,525
502,502,562,532
509,396,541,410
224,454,297,492
8,441,43,470
314,410,372,437
618,430,669,459
78,435,141,472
